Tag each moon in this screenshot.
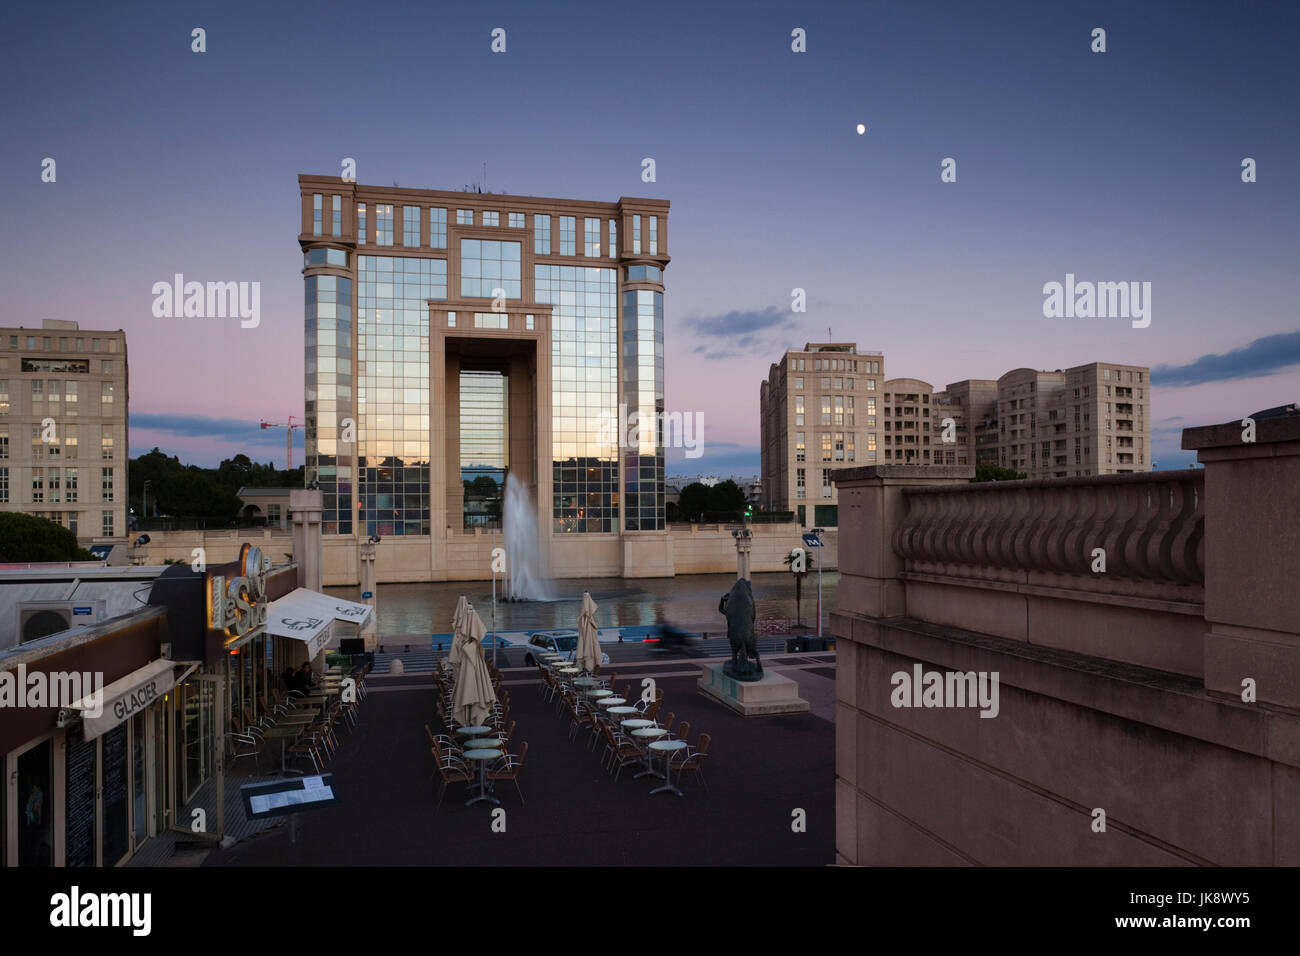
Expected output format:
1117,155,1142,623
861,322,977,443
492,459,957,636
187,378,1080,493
856,123,866,135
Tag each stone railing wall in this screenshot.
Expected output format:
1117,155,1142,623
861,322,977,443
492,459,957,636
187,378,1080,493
894,470,1204,589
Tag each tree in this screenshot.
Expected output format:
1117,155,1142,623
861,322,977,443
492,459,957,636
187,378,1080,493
783,548,815,628
0,513,96,562
677,482,710,522
973,464,1027,482
706,480,748,518
154,469,241,519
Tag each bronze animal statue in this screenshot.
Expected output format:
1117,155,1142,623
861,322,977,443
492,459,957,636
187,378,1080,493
719,577,762,681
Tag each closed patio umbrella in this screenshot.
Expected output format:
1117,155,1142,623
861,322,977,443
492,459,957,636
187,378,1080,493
448,595,471,676
577,591,600,673
453,609,497,728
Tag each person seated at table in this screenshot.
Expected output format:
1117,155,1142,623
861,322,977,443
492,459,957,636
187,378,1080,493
281,666,299,695
295,663,315,695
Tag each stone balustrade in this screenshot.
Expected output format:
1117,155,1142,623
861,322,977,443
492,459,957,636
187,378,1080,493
893,469,1204,585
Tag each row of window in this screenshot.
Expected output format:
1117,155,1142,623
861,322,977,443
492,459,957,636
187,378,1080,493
327,196,660,259
3,335,119,353
794,431,875,463
792,376,867,391
794,467,841,499
16,467,115,503
0,428,115,460
793,395,863,426
0,379,115,412
790,356,875,373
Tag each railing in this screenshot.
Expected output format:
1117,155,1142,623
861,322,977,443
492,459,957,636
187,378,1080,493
892,470,1204,585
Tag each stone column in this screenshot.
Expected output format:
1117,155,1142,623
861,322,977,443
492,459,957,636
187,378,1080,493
830,465,974,621
359,540,378,651
290,488,323,592
1184,413,1300,708
733,529,752,580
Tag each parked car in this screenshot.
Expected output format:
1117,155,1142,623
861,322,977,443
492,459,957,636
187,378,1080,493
521,629,609,667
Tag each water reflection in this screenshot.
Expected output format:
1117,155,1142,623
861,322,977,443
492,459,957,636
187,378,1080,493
325,571,840,636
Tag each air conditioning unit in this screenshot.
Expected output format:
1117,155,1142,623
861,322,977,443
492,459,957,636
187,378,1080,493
17,601,106,644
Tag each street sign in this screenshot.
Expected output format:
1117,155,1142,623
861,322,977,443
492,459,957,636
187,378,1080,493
802,533,823,548
361,591,373,599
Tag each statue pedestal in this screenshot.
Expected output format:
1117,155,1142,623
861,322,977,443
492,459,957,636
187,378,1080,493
697,661,810,717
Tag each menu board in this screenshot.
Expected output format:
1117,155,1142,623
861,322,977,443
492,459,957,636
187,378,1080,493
101,723,129,865
64,726,97,867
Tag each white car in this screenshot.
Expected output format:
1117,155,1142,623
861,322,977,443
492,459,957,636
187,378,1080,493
521,629,609,667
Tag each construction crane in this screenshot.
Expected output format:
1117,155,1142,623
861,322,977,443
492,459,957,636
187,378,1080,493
260,417,303,471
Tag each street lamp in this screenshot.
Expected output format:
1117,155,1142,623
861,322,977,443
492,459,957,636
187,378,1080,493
803,528,826,641
142,480,152,524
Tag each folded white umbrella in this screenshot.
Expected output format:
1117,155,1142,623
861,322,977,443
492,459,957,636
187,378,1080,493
577,591,601,673
448,595,471,676
453,609,497,728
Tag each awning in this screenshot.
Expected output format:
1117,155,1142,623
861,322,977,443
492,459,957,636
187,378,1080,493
68,658,187,740
266,589,372,658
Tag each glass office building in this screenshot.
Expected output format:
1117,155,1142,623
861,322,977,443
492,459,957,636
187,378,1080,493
298,178,670,551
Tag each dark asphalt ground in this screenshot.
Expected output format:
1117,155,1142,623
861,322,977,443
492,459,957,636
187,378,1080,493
206,660,834,867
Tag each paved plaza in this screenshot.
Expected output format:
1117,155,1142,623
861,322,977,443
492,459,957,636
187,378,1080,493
206,654,836,867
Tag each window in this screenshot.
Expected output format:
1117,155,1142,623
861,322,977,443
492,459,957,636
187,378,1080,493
447,311,457,327
627,265,662,281
457,209,473,225
31,468,43,503
822,471,833,498
559,216,576,255
47,380,59,405
847,432,856,462
32,379,43,400
473,312,509,329
795,395,804,426
26,336,35,349
834,432,846,461
867,379,876,390
632,215,641,253
482,211,499,227
101,436,113,460
509,212,524,229
430,207,447,248
403,205,420,246
101,381,113,406
796,467,805,499
583,217,600,256
61,380,76,416
375,204,394,244
102,467,114,501
0,467,7,503
834,396,844,425
0,429,6,458
649,216,658,254
312,193,322,235
357,203,367,244
609,219,617,257
796,432,805,462
821,397,831,425
847,396,856,425
460,239,523,298
0,380,7,413
821,433,832,462
822,376,830,388
794,377,803,389
48,467,60,502
304,248,347,267
534,214,550,254
64,433,77,459
525,314,535,330
76,337,84,351
332,194,341,236
102,510,113,537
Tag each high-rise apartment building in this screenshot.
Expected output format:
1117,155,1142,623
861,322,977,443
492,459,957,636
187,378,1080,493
759,343,882,527
882,378,933,464
0,320,129,544
934,379,998,466
298,176,670,581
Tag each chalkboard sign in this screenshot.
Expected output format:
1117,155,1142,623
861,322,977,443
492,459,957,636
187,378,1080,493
64,725,97,867
101,724,129,865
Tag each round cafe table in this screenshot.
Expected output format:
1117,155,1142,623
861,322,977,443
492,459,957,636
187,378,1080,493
455,725,493,737
573,677,600,688
631,727,668,779
608,706,637,716
466,738,503,749
584,689,613,698
559,667,581,676
597,697,627,707
649,740,689,796
620,718,653,731
463,749,502,806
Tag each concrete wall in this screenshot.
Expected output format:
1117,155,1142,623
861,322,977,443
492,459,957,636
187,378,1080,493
830,421,1300,865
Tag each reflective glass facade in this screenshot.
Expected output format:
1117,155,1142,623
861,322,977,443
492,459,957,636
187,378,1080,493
460,239,522,299
304,273,354,534
621,289,664,530
537,264,618,533
354,254,445,536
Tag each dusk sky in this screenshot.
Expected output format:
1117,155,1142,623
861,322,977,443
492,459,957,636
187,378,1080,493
3,0,1296,473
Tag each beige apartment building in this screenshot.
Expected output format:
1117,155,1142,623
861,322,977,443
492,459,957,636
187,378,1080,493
882,378,933,464
0,320,129,545
759,343,883,527
996,362,1151,478
934,378,998,466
